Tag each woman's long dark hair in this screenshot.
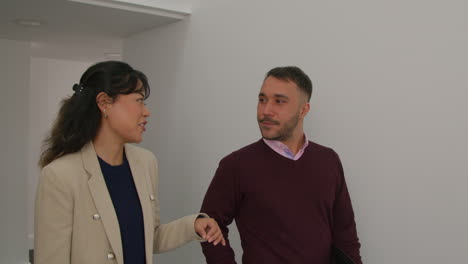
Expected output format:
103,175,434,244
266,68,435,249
39,61,150,168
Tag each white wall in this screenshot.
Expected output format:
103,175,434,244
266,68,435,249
27,57,93,246
0,38,30,264
124,0,468,263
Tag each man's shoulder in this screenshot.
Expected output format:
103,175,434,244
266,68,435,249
220,140,264,163
306,140,343,164
307,140,335,153
234,139,265,155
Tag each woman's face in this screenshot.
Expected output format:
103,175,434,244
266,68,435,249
105,81,150,144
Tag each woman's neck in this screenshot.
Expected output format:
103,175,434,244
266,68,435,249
93,129,124,166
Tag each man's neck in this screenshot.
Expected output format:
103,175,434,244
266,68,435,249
280,131,306,155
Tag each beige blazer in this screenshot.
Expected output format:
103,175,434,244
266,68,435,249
34,142,204,264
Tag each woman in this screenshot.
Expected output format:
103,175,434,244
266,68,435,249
34,61,225,264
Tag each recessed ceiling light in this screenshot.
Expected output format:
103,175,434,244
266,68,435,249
13,19,43,27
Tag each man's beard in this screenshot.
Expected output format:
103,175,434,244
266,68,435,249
258,113,300,141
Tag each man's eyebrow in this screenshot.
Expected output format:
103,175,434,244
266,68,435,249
274,94,289,99
258,93,289,99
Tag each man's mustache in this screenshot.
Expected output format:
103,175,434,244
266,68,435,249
258,117,280,125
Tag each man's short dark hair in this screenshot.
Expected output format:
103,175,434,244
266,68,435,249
265,66,312,102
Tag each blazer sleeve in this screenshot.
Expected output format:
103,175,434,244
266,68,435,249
148,153,205,254
34,165,73,264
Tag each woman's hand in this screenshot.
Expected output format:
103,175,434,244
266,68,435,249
194,217,226,246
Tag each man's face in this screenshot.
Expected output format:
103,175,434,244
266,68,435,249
257,76,308,141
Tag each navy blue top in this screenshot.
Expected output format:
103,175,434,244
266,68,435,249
98,154,146,264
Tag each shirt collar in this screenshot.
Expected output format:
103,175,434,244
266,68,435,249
263,133,309,160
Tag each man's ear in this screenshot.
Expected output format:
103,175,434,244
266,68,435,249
96,92,112,112
300,102,310,119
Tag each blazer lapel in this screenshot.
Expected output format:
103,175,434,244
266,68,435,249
125,144,154,264
82,142,124,264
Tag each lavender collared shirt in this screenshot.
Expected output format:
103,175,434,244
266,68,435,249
263,133,309,160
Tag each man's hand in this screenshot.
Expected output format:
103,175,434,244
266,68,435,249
194,217,226,246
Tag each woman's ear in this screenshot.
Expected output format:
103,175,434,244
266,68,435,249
96,92,112,112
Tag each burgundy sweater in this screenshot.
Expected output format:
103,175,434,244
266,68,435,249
201,140,362,264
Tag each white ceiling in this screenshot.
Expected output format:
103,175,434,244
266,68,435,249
0,0,190,61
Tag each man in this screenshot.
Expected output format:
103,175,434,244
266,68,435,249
201,66,362,264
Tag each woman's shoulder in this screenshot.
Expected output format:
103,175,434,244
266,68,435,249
43,151,82,172
40,151,84,188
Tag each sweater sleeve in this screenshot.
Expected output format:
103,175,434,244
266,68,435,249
200,154,240,264
332,151,363,264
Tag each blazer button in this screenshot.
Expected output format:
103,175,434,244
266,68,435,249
149,194,155,201
107,252,115,259
93,214,101,220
